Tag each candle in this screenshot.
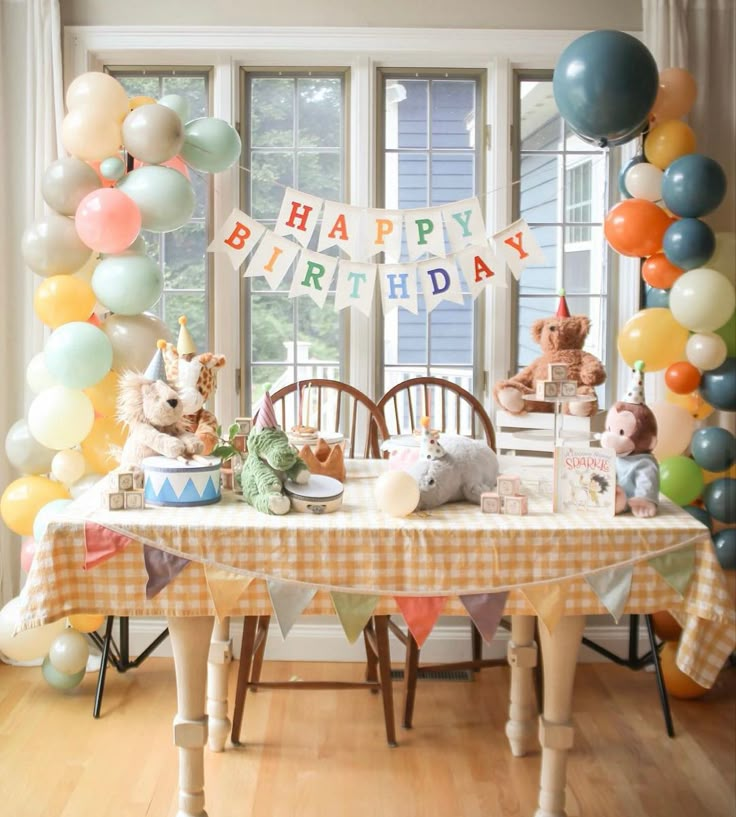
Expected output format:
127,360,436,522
305,382,311,428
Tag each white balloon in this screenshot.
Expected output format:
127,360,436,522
0,596,66,663
28,386,95,450
51,449,87,485
48,628,89,675
373,470,420,517
26,352,58,393
669,267,736,332
686,333,728,372
625,162,663,202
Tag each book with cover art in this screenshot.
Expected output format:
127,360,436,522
553,446,616,515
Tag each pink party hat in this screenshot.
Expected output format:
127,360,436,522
255,390,279,430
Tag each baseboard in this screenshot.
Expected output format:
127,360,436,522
115,617,649,664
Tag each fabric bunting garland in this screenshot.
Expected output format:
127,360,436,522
521,582,566,635
394,596,446,648
267,580,317,639
143,545,191,600
647,544,696,597
459,592,508,644
330,592,380,644
204,565,253,621
584,564,634,624
83,522,133,570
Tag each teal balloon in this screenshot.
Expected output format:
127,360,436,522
684,504,712,530
158,94,190,122
659,456,704,506
663,218,716,271
703,478,736,524
99,156,125,181
661,154,727,219
42,655,85,691
645,286,669,308
181,117,242,173
553,30,658,147
4,419,56,474
117,165,195,232
690,427,736,473
699,357,736,412
712,529,736,570
44,322,113,389
92,253,163,315
33,498,72,542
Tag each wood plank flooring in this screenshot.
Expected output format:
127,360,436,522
0,658,733,817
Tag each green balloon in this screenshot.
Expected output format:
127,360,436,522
181,117,241,173
715,311,736,357
44,322,113,389
659,456,705,507
100,156,126,181
117,165,195,233
92,253,163,315
42,655,85,691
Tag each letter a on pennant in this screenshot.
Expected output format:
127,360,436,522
207,208,266,271
457,243,505,298
318,200,360,257
274,187,323,247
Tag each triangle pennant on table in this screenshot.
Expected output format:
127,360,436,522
458,591,508,644
267,579,317,639
83,522,133,570
521,582,565,635
204,565,253,621
585,564,634,623
648,544,696,598
144,545,191,599
330,592,380,644
394,596,446,648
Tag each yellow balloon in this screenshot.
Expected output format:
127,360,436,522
66,72,130,123
0,477,70,537
129,95,156,111
80,416,127,474
665,389,715,420
83,370,119,418
61,106,123,162
644,120,697,170
69,613,106,633
702,463,736,486
617,308,689,372
33,275,96,328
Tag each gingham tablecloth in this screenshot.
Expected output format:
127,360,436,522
18,461,735,687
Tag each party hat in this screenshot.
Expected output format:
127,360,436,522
255,390,279,430
144,339,169,383
556,288,570,318
177,315,197,356
623,360,646,405
419,416,445,460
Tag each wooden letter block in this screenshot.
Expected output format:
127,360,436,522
548,363,569,382
560,381,578,398
503,495,528,515
105,492,124,511
538,717,575,751
497,475,522,497
133,470,144,490
235,417,252,435
123,490,145,510
536,380,560,399
507,643,537,668
115,471,135,492
480,492,502,513
173,716,208,749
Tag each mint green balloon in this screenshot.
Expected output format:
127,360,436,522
159,94,190,122
44,322,113,389
117,165,195,232
100,156,125,181
715,311,736,357
92,253,163,315
181,117,241,173
659,456,705,507
42,655,85,691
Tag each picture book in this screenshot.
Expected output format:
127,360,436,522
553,446,616,515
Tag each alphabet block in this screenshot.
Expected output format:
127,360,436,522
123,490,145,510
115,471,135,492
503,495,528,515
235,417,252,435
536,380,560,399
105,492,125,511
560,381,578,398
480,492,502,514
497,475,522,497
548,363,569,382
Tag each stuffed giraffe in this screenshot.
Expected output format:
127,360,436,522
162,317,226,455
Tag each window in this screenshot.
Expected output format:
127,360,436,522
110,69,210,350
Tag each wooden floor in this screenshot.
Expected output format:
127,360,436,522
0,658,734,817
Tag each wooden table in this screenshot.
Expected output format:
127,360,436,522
17,460,735,817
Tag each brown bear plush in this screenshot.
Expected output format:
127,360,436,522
494,295,606,417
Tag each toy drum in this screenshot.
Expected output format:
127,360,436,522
284,474,344,514
142,455,221,507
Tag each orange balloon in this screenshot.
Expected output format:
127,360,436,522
650,68,697,125
69,614,106,633
83,370,120,418
33,275,96,328
644,120,697,170
641,252,684,289
651,611,683,642
664,361,701,394
659,642,708,699
0,477,70,537
80,416,127,474
605,199,673,258
665,389,715,420
129,95,156,111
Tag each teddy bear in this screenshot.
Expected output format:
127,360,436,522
239,391,310,514
161,316,226,455
493,293,606,417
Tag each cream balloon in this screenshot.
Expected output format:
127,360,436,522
21,211,93,277
624,162,663,202
48,628,90,675
4,419,56,475
61,106,123,162
28,386,95,450
51,449,87,485
66,71,129,122
651,401,696,461
0,597,67,663
373,470,420,517
100,312,173,373
668,267,736,332
686,333,728,372
26,352,58,393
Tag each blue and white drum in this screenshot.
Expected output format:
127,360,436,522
142,455,221,507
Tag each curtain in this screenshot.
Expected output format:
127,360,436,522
0,0,64,609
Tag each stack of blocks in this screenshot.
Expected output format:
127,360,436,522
535,363,579,400
481,474,528,516
106,470,145,511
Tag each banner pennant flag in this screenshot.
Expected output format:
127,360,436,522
405,207,446,260
143,545,191,599
418,256,465,313
267,579,317,639
379,263,418,315
83,522,133,570
493,218,547,280
521,582,565,635
289,248,338,308
457,243,505,298
207,207,266,271
244,232,300,289
394,596,446,648
648,544,696,598
204,565,253,621
442,197,486,253
585,564,634,623
318,200,361,257
335,261,376,317
330,592,380,644
365,208,403,263
458,591,508,644
274,187,323,248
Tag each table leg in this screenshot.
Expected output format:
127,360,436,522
534,615,585,817
207,616,232,753
505,614,539,757
168,615,215,817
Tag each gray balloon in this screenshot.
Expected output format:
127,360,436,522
101,312,173,373
122,103,184,165
117,165,195,233
42,157,101,216
21,211,93,277
4,419,56,475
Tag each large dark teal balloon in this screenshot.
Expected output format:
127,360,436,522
553,30,658,147
712,529,736,570
645,286,670,308
704,477,736,524
684,504,712,530
700,357,736,412
691,427,736,473
663,218,716,270
662,154,727,218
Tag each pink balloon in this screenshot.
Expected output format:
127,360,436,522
20,537,36,573
75,188,142,253
133,154,190,179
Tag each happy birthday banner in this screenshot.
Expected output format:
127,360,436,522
208,188,546,315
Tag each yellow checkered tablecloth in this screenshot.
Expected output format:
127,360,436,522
18,461,735,687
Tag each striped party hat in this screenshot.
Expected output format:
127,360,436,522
255,390,279,430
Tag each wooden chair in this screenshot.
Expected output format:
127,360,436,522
231,380,397,746
376,376,515,728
